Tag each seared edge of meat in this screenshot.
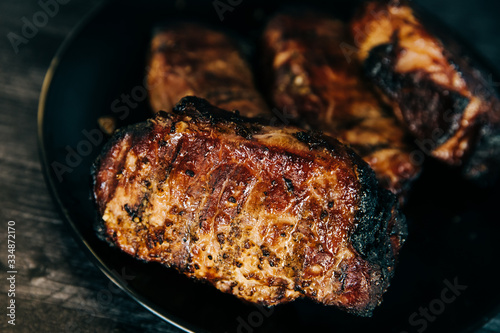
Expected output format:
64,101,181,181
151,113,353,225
351,0,500,184
262,12,420,197
148,23,270,118
92,96,406,316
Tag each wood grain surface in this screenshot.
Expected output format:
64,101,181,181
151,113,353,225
0,0,499,332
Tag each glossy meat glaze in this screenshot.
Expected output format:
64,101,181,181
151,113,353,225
263,12,420,197
351,0,500,184
148,23,270,118
92,97,406,315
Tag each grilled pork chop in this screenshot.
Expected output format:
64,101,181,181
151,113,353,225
148,23,270,118
93,97,406,316
351,0,500,184
262,12,420,197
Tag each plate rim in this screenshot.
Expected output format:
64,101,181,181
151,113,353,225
36,2,196,332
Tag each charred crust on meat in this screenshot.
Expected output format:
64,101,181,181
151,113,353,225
173,96,263,139
156,110,169,119
364,43,469,144
283,177,294,193
91,120,152,214
355,1,500,183
293,131,329,151
463,121,500,184
93,96,407,315
350,149,406,278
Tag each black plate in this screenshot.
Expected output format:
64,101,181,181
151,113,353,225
38,1,500,332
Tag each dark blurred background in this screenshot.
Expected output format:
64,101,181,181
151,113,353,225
415,0,500,72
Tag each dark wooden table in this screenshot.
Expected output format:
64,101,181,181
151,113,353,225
0,0,499,332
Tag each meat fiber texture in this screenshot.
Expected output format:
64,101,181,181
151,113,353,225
93,97,406,316
148,23,270,118
351,0,500,185
262,11,421,198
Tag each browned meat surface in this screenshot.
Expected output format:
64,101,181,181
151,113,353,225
351,0,500,184
92,96,406,316
148,23,270,118
262,12,420,198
